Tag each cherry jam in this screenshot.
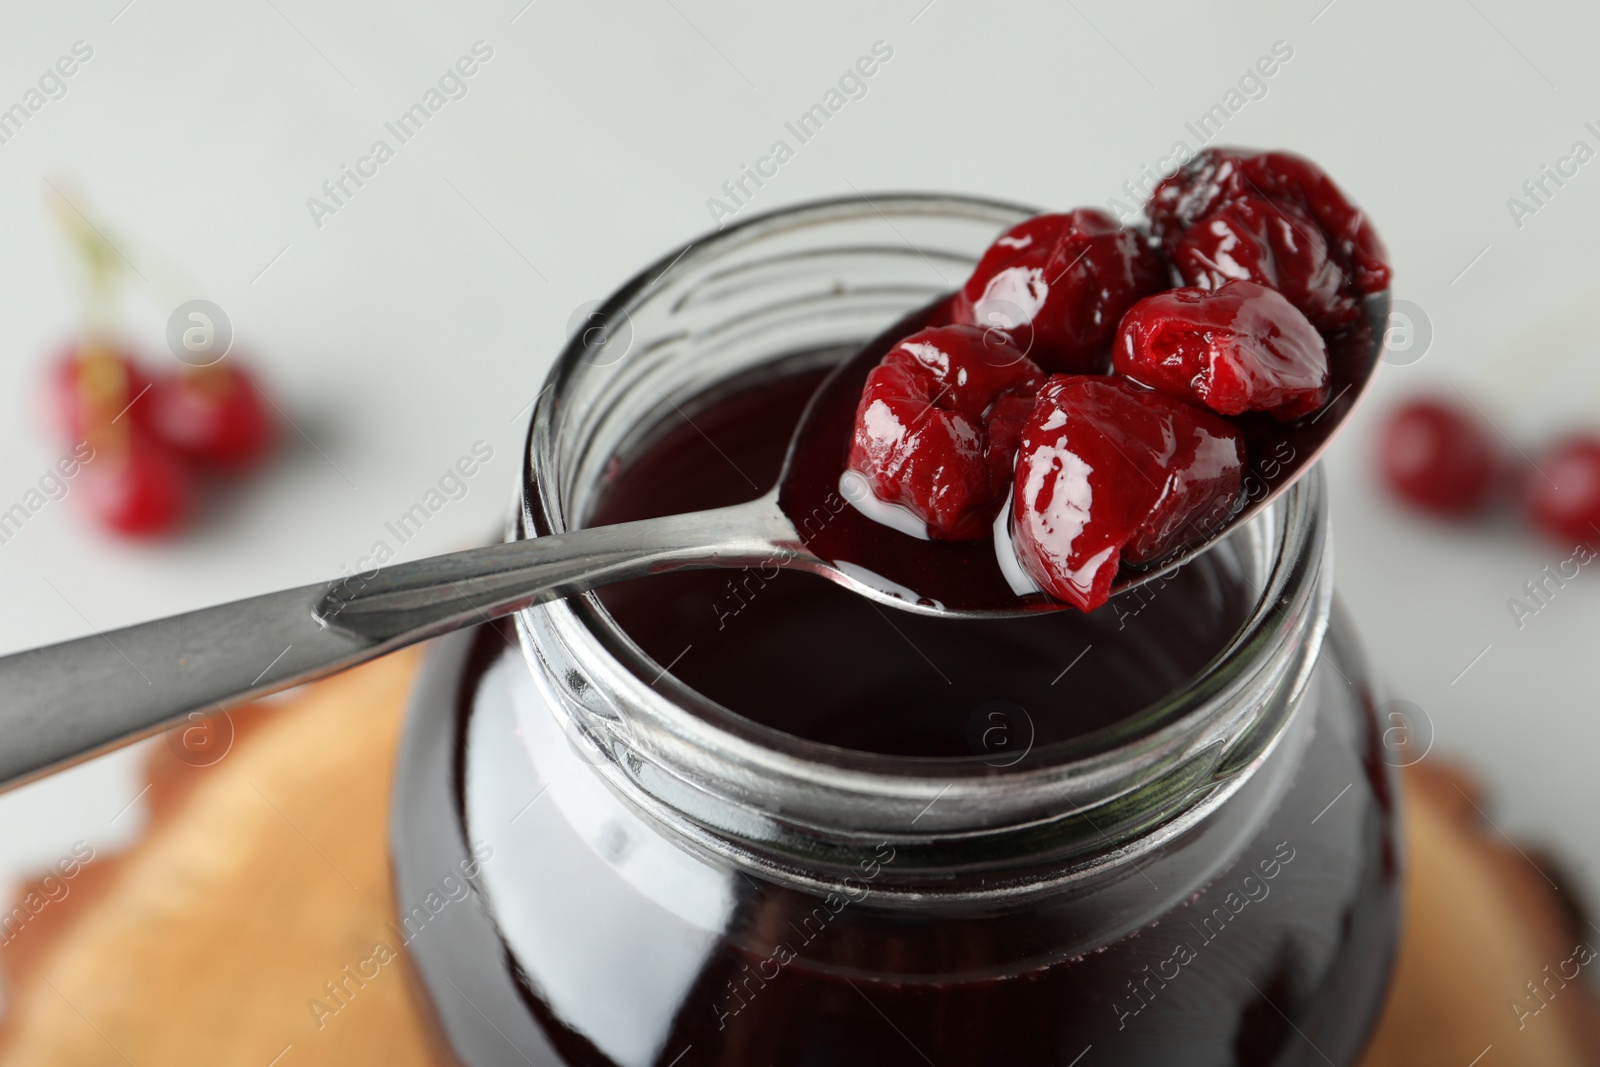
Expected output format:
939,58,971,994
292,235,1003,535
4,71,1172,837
408,360,1400,1066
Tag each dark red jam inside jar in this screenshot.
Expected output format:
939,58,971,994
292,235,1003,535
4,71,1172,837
390,197,1401,1067
593,365,1259,753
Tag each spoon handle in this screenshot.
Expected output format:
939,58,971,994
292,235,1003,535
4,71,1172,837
0,497,796,791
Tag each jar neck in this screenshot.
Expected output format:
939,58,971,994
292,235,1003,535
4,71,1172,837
516,471,1329,899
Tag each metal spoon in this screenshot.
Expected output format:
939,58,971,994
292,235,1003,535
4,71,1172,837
0,292,1387,789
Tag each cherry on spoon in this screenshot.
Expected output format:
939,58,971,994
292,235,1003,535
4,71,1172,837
0,291,1387,789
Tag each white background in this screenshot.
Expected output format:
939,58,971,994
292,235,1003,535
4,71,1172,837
0,0,1597,906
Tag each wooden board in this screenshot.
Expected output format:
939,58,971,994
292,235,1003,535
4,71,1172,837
0,647,1593,1065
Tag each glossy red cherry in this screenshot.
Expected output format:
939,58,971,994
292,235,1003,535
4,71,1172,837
1114,280,1329,420
147,363,275,471
48,341,149,443
78,434,192,537
848,325,1041,540
1010,376,1245,611
1377,398,1498,518
1524,435,1600,545
1166,195,1357,331
1148,147,1391,296
950,209,1163,374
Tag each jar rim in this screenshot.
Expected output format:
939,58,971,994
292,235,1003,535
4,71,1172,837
517,193,1335,861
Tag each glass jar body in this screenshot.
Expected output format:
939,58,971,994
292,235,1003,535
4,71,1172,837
396,614,1397,1067
389,196,1401,1067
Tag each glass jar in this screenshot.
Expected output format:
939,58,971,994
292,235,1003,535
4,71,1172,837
389,195,1402,1067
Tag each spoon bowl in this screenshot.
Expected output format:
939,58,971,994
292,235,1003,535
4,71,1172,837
776,290,1390,617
